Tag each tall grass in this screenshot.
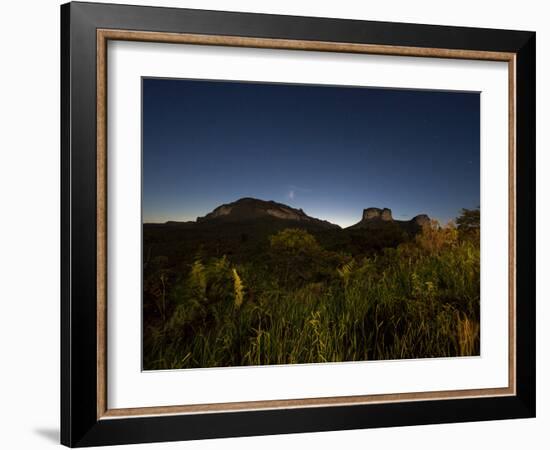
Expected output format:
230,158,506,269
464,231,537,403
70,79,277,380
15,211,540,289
143,222,480,369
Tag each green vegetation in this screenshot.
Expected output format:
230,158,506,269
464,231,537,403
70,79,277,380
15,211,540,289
143,209,480,370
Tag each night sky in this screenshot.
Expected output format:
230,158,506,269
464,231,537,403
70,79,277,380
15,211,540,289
143,78,479,227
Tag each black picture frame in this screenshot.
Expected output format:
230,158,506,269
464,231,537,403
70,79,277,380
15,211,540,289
61,1,536,447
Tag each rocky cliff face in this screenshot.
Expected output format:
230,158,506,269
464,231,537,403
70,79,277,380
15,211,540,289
349,207,430,230
362,207,393,222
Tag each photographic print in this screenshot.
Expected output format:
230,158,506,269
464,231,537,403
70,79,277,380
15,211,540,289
142,78,481,370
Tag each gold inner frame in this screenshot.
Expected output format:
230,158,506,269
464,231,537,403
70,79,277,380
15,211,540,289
96,29,517,420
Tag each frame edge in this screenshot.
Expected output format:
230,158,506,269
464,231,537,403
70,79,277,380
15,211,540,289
61,2,536,446
60,2,72,446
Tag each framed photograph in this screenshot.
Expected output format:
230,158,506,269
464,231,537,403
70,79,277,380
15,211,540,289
61,2,536,447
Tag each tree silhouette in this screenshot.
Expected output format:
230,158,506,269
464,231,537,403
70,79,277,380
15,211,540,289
456,207,480,232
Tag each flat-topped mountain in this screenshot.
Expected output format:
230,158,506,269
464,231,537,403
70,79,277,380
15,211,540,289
363,207,394,222
348,207,430,230
196,197,339,229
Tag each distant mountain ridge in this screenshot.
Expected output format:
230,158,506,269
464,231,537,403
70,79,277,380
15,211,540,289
146,198,433,269
161,198,430,231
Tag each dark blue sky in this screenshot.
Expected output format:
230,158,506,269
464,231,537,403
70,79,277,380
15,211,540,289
143,78,479,227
